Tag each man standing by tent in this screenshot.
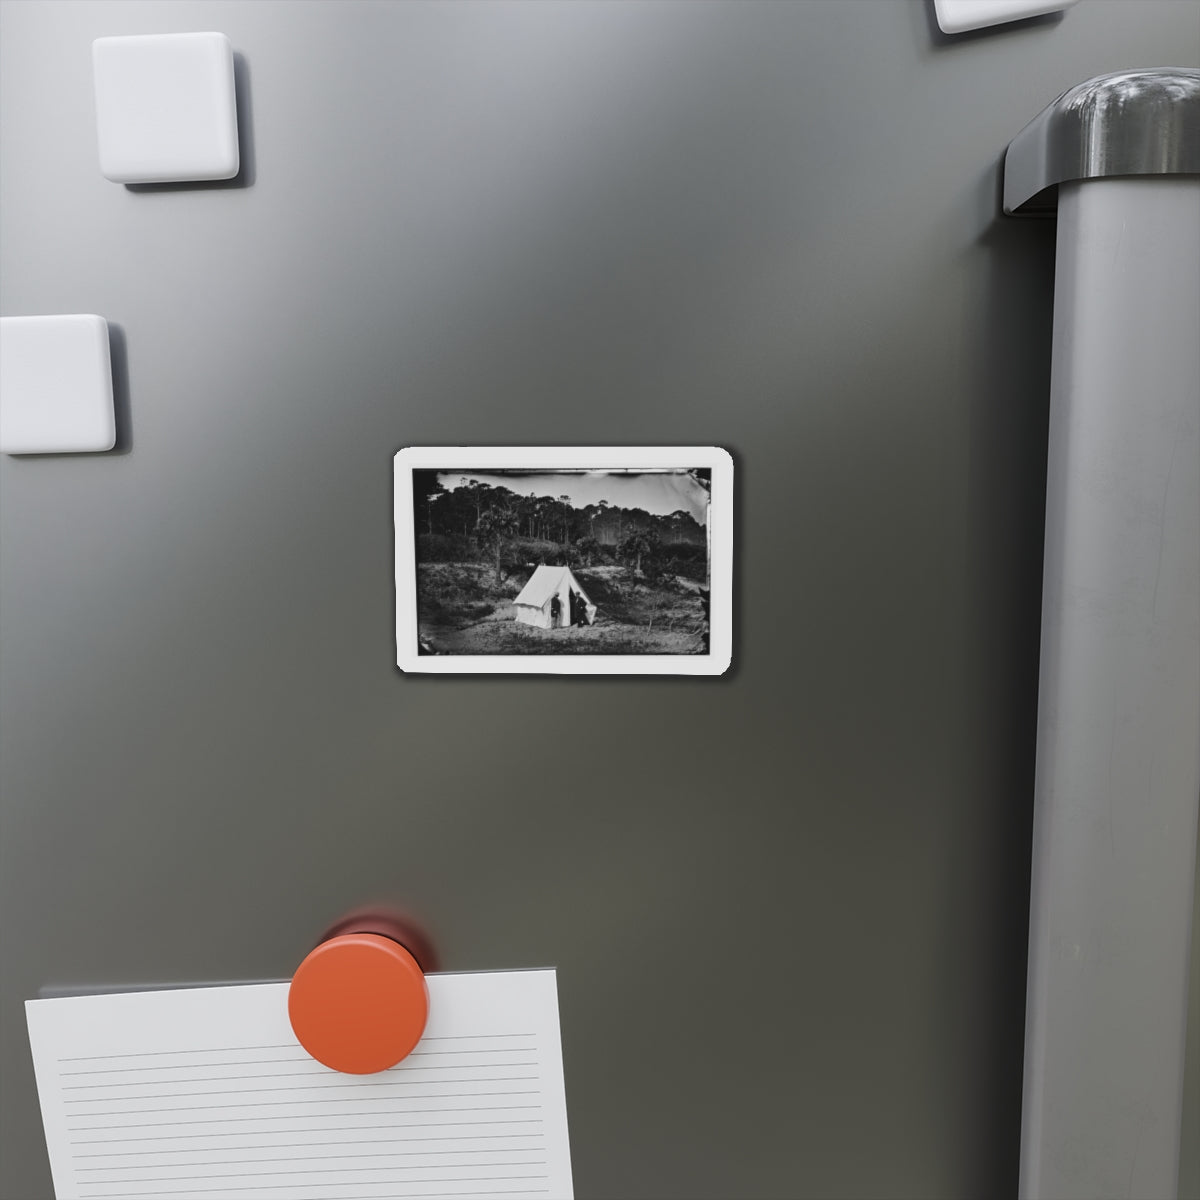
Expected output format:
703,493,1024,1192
550,594,561,628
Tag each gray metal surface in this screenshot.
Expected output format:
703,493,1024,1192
1004,67,1200,214
2,2,1198,1198
1017,177,1200,1200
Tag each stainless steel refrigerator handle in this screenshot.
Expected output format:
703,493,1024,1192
1007,71,1200,1200
1004,67,1200,215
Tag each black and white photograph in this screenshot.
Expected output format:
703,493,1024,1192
394,447,732,674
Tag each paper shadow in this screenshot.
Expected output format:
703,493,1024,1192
923,0,1066,47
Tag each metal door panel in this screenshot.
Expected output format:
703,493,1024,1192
2,2,1198,1196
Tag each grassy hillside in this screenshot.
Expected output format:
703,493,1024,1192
415,562,709,656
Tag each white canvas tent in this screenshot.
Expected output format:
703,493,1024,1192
513,565,596,630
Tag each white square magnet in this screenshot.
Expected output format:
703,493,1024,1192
934,0,1080,34
0,315,116,454
92,32,239,184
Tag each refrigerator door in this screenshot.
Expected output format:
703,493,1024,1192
2,2,1198,1197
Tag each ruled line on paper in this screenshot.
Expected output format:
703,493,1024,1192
61,1048,536,1077
71,1084,540,1095
69,1117,545,1138
65,1098,541,1120
66,1096,540,1113
68,1113,547,1132
70,1104,545,1131
421,1034,538,1041
73,1131,549,1146
71,1113,549,1142
75,1185,553,1195
81,1185,556,1195
65,1059,538,1080
66,1087,544,1105
77,1139,546,1155
59,1046,301,1062
64,1078,541,1101
64,1066,541,1081
68,1109,545,1133
75,1183,553,1196
79,1166,552,1179
77,1149,547,1165
64,1078,542,1096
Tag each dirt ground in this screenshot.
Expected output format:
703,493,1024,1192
417,563,708,656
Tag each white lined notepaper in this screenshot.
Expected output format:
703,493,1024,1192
27,971,572,1200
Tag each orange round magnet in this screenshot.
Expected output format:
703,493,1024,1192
288,933,429,1074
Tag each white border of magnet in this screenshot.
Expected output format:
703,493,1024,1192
394,446,733,675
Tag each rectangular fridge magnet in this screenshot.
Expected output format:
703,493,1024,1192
394,446,733,675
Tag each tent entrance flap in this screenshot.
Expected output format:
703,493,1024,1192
512,565,595,630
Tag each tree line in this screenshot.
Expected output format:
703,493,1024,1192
414,474,706,547
413,472,709,582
